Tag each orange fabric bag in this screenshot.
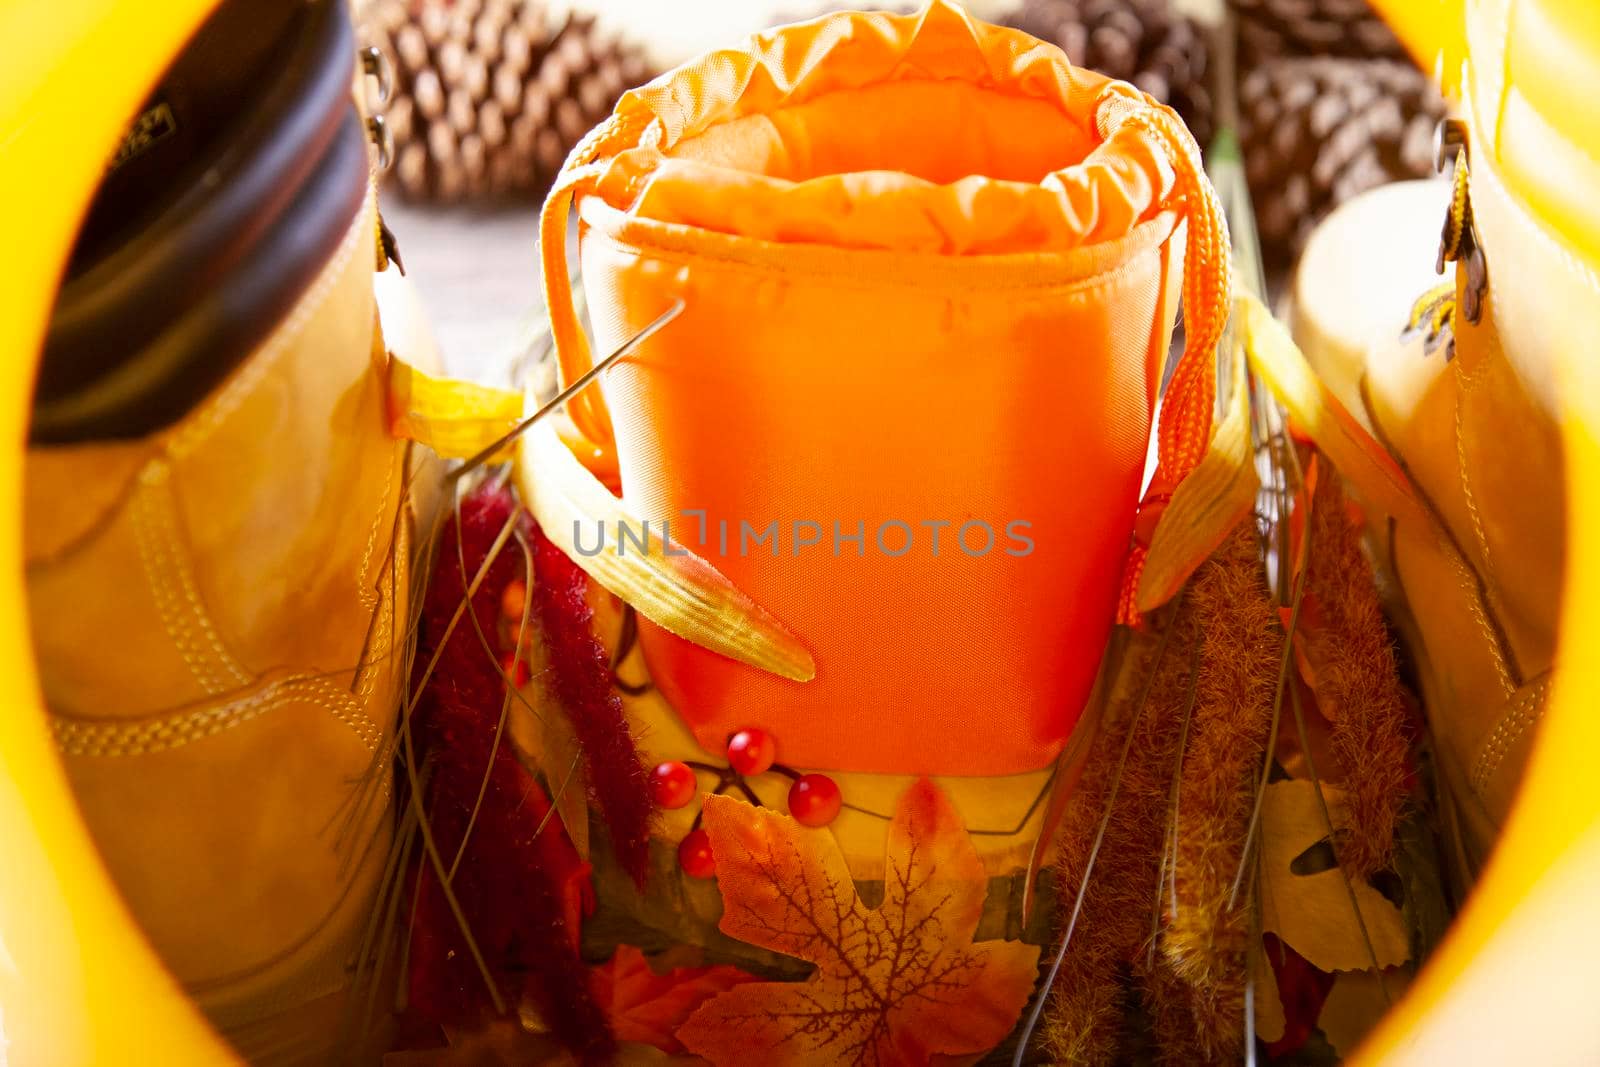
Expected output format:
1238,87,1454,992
540,1,1228,777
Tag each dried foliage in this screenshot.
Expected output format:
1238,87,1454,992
1036,493,1421,1061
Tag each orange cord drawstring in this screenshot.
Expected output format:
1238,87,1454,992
539,106,657,451
1107,95,1234,626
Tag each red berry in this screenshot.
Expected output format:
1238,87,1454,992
678,829,716,879
500,579,527,622
500,650,530,687
787,773,842,827
651,761,697,810
726,728,776,776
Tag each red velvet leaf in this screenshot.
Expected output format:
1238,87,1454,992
1263,933,1337,1059
590,946,760,1054
409,483,612,1062
531,521,655,885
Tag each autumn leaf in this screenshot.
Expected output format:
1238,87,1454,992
1258,933,1337,1058
1318,966,1412,1058
592,945,760,1054
1252,945,1286,1044
677,779,1041,1067
1259,780,1409,973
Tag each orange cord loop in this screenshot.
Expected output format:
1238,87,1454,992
1108,95,1233,625
538,105,657,449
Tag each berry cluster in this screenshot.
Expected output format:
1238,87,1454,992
652,727,843,880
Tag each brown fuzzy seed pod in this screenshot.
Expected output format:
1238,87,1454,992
1143,963,1240,1067
1153,521,1283,1062
1303,471,1413,877
1040,599,1203,1064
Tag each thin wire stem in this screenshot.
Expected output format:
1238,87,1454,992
1244,822,1262,1067
341,797,419,1051
453,504,577,857
448,299,684,482
508,525,587,831
837,764,1056,837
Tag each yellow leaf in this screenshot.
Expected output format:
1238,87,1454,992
1318,968,1412,1059
678,780,1041,1066
1253,947,1287,1044
1259,780,1410,973
1138,337,1258,613
386,359,523,461
516,418,815,683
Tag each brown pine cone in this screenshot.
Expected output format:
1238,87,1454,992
1003,0,1214,147
1240,55,1444,262
1229,0,1405,60
358,0,654,203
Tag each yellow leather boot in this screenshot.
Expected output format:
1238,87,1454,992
1293,131,1571,890
23,0,430,1060
1362,272,1564,886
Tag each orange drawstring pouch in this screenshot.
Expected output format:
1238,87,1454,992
539,1,1229,777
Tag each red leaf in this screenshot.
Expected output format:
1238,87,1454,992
590,946,760,1054
1263,933,1336,1059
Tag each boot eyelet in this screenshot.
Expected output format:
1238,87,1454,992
367,114,394,171
360,44,394,106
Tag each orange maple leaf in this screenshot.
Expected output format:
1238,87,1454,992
591,945,760,1053
676,778,1040,1067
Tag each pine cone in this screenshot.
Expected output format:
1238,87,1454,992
1003,0,1214,147
358,0,653,203
1240,56,1444,261
1229,0,1405,60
